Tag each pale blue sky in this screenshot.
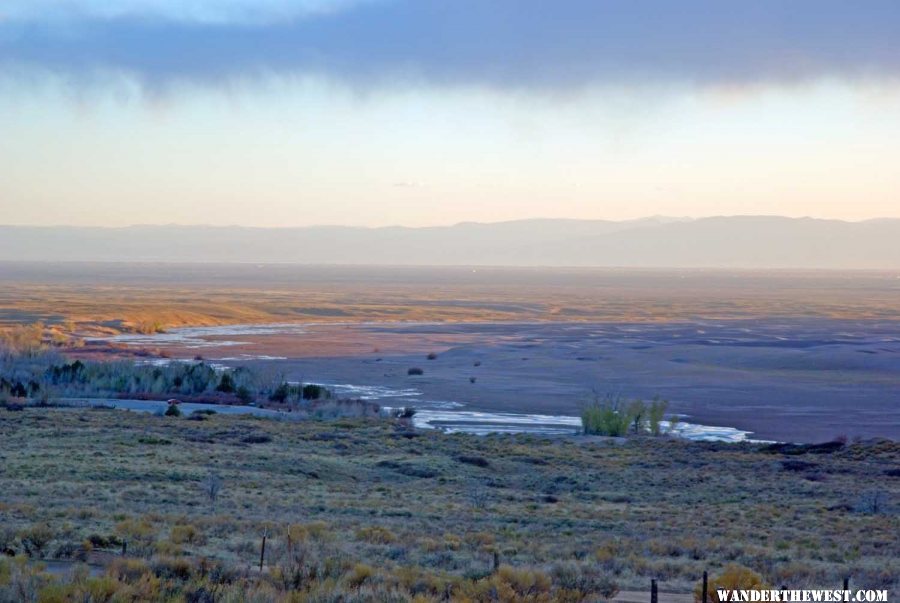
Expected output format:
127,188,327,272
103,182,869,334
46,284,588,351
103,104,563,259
1,0,899,226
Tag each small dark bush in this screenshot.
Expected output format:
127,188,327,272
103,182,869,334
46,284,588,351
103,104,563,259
781,460,817,472
2,402,25,412
312,432,348,441
456,455,490,468
165,404,182,417
426,352,438,360
153,557,193,581
185,587,216,603
391,407,417,419
407,367,424,376
762,441,845,455
87,534,119,549
269,382,291,403
515,456,548,465
241,434,272,444
236,386,254,405
377,460,437,478
215,372,236,393
302,383,326,400
397,465,438,478
138,436,172,445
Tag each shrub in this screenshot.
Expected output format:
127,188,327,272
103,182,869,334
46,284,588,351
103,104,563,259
107,557,152,583
115,518,157,557
426,352,438,360
344,563,375,589
170,524,205,546
407,367,424,376
268,382,291,403
356,526,396,545
19,523,54,558
164,404,181,417
551,562,619,600
463,565,552,600
696,564,768,603
627,399,647,434
215,372,236,393
151,557,192,581
236,386,254,405
581,396,631,436
456,455,490,468
647,397,669,436
201,471,223,506
241,434,273,444
302,384,326,400
138,435,172,445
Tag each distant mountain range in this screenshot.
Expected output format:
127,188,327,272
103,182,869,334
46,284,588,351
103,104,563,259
1,216,899,268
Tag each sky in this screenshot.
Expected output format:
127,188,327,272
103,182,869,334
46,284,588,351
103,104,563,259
1,0,899,227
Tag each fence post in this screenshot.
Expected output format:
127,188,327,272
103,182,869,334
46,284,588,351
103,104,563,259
259,533,267,572
121,540,127,556
651,578,658,603
492,550,500,573
702,571,708,603
843,577,849,592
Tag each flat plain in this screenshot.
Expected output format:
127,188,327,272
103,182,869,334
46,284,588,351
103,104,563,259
2,262,898,442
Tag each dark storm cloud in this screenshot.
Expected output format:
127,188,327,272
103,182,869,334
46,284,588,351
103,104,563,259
2,0,898,92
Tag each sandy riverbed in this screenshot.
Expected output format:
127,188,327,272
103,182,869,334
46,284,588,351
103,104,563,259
96,318,900,443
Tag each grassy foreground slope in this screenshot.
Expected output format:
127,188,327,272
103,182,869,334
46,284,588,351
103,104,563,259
0,408,897,601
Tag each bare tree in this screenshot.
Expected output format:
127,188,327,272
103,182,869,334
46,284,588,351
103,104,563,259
468,487,489,511
202,470,223,508
856,490,887,515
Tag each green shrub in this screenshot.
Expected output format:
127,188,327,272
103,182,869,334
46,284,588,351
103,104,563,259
268,382,291,403
647,397,669,436
236,386,254,405
581,396,631,436
216,372,236,393
302,384,327,400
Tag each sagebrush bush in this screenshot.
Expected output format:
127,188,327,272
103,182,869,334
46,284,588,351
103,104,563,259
696,564,768,603
356,526,397,545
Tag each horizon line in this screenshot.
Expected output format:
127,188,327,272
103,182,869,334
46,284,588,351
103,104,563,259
2,214,899,230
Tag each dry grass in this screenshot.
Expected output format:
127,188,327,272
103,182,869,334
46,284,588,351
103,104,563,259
0,408,897,600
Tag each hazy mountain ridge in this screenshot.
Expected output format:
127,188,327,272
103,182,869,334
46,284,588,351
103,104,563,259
1,216,898,268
